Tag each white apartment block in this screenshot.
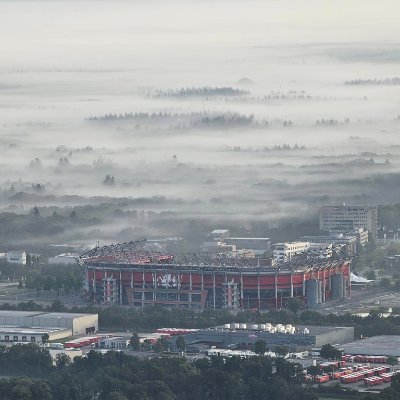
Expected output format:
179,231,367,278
273,242,310,262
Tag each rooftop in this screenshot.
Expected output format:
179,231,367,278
79,240,352,271
0,311,97,319
212,324,350,336
341,335,400,356
209,229,229,234
52,253,79,258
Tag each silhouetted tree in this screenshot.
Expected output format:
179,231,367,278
175,336,186,353
129,333,140,351
253,340,268,355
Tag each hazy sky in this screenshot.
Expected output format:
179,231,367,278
0,0,399,72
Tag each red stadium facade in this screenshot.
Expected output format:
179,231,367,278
78,240,352,310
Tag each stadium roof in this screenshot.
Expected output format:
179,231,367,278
78,239,353,272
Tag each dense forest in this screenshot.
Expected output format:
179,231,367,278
0,203,320,251
1,341,400,400
88,111,256,128
154,86,250,97
345,77,400,85
3,181,400,252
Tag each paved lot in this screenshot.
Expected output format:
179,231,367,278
309,361,400,392
320,288,400,315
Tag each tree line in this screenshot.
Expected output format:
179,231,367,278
345,77,400,86
0,344,314,400
155,86,250,97
3,337,400,400
88,110,255,128
92,305,400,338
0,261,82,294
6,299,400,340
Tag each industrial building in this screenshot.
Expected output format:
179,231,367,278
0,327,71,343
340,336,400,357
0,311,98,340
173,323,354,351
319,205,378,241
79,240,352,310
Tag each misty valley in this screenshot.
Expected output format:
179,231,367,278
0,76,399,248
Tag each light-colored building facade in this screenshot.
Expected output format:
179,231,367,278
319,205,378,241
49,348,83,363
204,230,271,257
202,241,236,254
224,237,272,256
98,336,130,350
0,327,72,343
7,251,26,265
353,227,369,247
300,234,358,255
273,242,310,262
0,311,98,336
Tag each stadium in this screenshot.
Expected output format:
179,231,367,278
78,240,352,310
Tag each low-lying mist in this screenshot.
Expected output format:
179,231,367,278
0,0,399,248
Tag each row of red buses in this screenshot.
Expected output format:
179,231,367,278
342,354,389,364
340,366,391,384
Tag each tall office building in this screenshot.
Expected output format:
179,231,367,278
319,205,377,241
